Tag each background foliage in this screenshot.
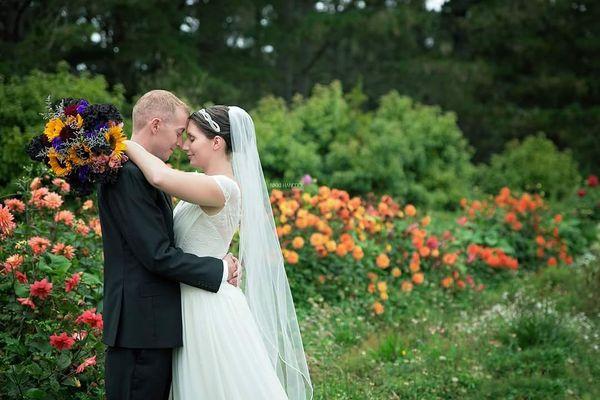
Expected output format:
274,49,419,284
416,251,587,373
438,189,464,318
1,0,598,174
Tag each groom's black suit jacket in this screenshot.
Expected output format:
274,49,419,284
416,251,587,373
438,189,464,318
98,161,224,348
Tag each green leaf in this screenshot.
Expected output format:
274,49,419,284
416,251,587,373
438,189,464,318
81,272,101,285
484,232,498,246
62,376,81,387
25,363,44,377
37,258,53,274
46,254,71,277
25,388,46,399
56,351,72,369
15,283,30,298
29,338,52,353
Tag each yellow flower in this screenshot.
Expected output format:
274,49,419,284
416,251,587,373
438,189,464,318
325,240,337,252
44,118,65,140
66,114,84,129
376,253,390,269
105,125,127,159
404,204,417,217
292,236,305,249
68,143,91,166
48,148,72,177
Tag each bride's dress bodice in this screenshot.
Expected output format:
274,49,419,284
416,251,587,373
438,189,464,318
172,174,241,258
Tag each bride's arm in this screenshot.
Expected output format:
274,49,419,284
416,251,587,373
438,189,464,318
124,140,225,208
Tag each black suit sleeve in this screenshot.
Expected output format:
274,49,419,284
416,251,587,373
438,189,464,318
104,164,224,293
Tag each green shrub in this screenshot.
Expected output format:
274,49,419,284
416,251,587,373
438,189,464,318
252,81,476,209
476,134,581,201
327,92,475,209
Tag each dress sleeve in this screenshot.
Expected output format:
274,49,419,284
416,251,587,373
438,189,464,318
212,175,232,206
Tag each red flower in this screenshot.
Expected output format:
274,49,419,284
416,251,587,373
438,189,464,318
588,175,598,187
30,278,53,299
49,332,75,351
17,297,35,309
76,355,97,373
65,272,82,292
15,271,28,283
577,189,586,197
76,309,103,330
426,236,439,249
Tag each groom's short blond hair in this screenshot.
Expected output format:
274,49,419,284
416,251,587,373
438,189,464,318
132,90,189,131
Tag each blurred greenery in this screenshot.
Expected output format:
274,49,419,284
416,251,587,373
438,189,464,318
0,0,598,178
476,134,582,201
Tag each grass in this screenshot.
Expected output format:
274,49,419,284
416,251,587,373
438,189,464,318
299,247,600,399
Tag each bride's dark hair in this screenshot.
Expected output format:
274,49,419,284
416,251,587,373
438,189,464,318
188,105,232,154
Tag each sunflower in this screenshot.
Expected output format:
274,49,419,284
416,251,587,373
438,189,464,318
68,143,92,166
105,124,127,159
44,118,65,141
48,148,72,177
66,114,84,129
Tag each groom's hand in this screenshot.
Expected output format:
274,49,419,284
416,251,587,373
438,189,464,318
223,253,239,283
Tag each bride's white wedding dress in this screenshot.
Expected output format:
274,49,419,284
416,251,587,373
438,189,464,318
169,174,288,399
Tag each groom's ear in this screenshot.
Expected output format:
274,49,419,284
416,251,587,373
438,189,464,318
150,117,161,135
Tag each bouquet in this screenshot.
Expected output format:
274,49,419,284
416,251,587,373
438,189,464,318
27,97,128,195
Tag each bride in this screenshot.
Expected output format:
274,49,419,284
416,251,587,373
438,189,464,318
124,106,313,399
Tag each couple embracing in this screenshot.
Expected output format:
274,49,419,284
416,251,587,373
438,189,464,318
98,90,312,399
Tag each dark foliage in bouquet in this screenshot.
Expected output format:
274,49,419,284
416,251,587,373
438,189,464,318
26,97,128,195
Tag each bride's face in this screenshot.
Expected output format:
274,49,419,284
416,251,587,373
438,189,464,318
183,121,218,169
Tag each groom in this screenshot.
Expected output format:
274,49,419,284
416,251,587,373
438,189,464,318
98,90,239,400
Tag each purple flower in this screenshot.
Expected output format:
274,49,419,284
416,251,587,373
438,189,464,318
301,174,313,185
77,165,90,182
76,100,89,114
52,137,64,150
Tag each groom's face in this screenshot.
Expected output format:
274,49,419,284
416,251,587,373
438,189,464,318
155,107,188,161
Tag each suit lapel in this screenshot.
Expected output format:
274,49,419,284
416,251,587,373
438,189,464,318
161,191,173,213
159,190,174,242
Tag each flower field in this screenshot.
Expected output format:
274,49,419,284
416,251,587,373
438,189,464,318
0,172,598,398
273,179,595,316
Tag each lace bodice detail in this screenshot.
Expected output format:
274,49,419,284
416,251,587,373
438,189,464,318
172,174,241,259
